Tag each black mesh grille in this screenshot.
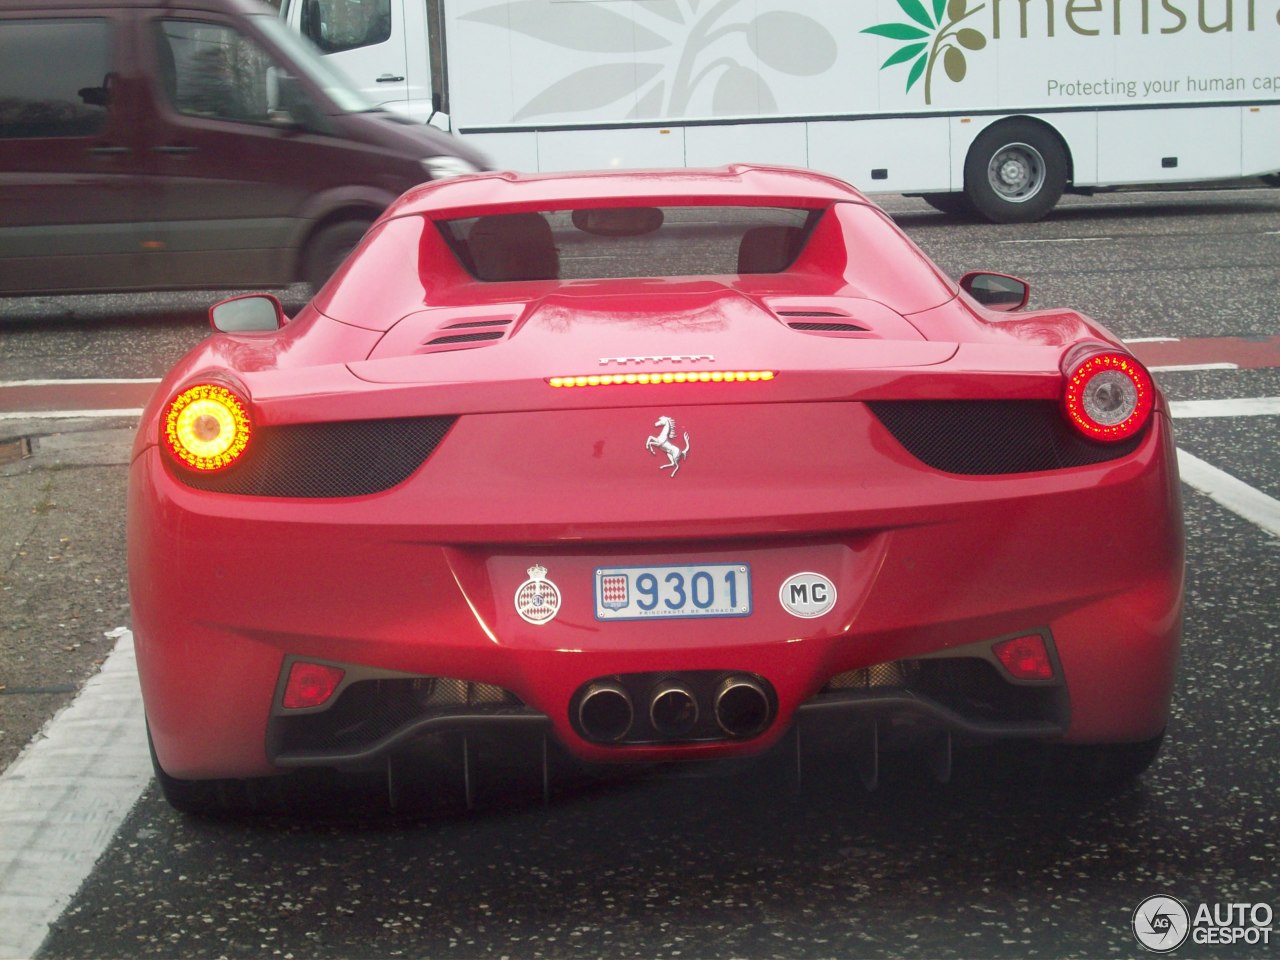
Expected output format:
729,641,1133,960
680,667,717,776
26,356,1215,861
274,677,525,756
867,400,1142,475
426,331,505,345
174,416,456,498
823,658,1058,725
789,322,868,332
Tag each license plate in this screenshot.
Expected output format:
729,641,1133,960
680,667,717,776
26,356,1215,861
594,563,751,620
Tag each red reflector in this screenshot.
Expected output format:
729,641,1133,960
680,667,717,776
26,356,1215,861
992,634,1055,682
282,661,345,709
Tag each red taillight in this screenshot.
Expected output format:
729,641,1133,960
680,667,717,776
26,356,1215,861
282,661,345,710
162,382,252,472
992,634,1055,682
1062,350,1154,442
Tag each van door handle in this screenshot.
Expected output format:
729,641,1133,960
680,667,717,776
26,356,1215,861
376,73,405,82
155,144,199,155
87,145,130,156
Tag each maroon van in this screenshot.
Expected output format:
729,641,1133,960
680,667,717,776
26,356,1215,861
0,0,487,295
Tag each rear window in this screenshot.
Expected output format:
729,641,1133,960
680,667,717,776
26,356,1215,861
0,19,112,139
437,206,820,282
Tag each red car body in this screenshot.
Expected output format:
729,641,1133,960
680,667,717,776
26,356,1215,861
128,165,1183,811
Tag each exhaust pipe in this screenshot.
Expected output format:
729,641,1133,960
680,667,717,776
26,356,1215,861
714,675,771,738
577,681,634,743
649,681,699,738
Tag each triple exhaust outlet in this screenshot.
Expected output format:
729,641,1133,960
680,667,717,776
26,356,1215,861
576,673,773,744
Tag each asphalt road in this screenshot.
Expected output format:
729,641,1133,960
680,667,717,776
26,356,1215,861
0,188,1277,959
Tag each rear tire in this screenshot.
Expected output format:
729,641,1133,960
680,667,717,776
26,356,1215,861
303,219,373,293
996,731,1165,794
148,724,287,816
964,119,1068,223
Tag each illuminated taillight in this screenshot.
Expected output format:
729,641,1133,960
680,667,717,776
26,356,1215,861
992,634,1055,682
162,382,252,472
282,661,345,710
549,371,775,388
1062,350,1154,442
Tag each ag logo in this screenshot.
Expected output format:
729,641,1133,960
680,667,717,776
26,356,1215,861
779,572,836,619
1132,895,1191,953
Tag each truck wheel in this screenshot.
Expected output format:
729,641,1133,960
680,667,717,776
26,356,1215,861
964,120,1067,223
304,219,372,292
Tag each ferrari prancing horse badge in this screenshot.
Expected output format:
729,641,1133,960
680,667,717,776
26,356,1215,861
645,415,690,477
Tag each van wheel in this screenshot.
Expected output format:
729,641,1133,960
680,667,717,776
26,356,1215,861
964,120,1067,223
304,219,372,292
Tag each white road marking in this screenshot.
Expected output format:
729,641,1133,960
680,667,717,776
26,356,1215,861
1151,363,1239,372
997,237,1113,244
1177,450,1280,539
0,409,143,421
1172,398,1279,536
0,628,150,960
1171,397,1280,418
0,378,160,387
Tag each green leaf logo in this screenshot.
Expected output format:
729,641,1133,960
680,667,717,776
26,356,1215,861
862,0,987,104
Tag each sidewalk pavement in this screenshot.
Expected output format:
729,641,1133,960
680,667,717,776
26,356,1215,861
0,417,136,774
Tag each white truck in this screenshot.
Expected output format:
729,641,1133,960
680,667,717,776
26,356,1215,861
280,0,1280,221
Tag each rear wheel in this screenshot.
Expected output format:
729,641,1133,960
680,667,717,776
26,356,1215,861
1050,733,1165,786
148,724,288,816
303,218,373,292
994,731,1166,794
964,119,1068,223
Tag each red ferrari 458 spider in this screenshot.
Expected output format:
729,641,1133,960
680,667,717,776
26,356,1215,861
129,165,1183,814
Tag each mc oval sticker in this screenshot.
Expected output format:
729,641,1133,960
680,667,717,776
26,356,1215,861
779,572,837,619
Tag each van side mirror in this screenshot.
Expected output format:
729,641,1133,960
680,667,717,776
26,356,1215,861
959,272,1030,312
272,75,330,134
300,0,326,47
210,294,285,332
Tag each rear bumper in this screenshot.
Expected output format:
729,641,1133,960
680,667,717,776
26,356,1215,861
266,644,1069,771
129,409,1183,780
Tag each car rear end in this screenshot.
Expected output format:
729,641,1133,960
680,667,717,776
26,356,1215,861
129,168,1182,799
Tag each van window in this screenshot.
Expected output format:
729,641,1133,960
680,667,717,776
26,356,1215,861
299,0,391,54
255,15,372,113
0,19,112,139
155,19,295,124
